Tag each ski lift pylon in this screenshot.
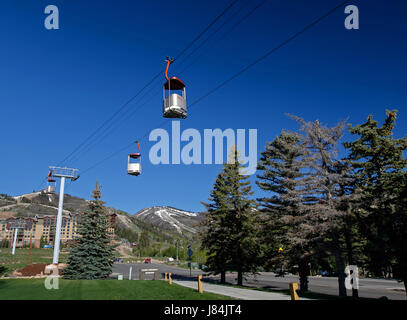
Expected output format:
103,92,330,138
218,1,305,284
127,141,141,176
163,57,187,119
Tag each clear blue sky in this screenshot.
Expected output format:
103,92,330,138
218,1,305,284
0,0,406,213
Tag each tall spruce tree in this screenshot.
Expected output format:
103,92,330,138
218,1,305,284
344,110,407,294
63,183,114,279
256,130,314,291
200,172,231,284
201,147,259,286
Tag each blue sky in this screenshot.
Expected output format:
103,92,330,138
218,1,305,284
0,0,406,213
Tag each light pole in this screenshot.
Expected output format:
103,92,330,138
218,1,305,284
48,166,79,264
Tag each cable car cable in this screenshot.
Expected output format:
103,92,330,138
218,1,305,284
70,0,266,165
78,0,349,177
176,0,268,73
56,0,240,168
173,0,239,61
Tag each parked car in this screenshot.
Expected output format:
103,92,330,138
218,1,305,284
168,257,174,262
144,258,151,264
43,245,53,249
113,258,124,263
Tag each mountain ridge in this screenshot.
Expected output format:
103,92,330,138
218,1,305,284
0,192,202,241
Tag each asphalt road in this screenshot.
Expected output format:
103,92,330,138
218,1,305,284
111,263,406,300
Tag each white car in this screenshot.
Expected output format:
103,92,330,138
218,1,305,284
168,257,174,262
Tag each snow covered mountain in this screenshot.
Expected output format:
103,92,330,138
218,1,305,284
134,206,203,235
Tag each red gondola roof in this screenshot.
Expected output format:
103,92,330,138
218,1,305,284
164,77,185,90
129,153,141,159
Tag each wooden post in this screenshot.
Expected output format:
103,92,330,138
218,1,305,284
164,272,168,281
168,272,172,285
28,231,33,265
289,282,300,300
198,275,203,293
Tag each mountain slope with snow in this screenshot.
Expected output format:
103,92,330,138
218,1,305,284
134,206,203,235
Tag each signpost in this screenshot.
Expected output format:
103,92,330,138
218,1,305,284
187,244,193,277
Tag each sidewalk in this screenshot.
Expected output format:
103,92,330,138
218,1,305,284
174,280,308,300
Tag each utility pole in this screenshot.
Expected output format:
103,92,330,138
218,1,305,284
12,228,18,255
48,166,79,265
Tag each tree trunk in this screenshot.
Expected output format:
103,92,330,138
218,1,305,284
220,271,226,284
402,277,407,298
333,250,347,297
298,259,309,292
332,233,347,297
237,271,243,286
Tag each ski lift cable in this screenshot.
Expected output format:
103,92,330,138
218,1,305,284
67,0,267,166
56,0,241,167
176,0,268,74
59,1,243,167
78,0,350,178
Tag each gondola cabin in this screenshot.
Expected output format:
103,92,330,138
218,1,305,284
163,57,187,118
46,170,56,194
127,141,141,176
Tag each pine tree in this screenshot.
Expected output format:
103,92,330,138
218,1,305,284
200,172,231,284
344,110,407,295
63,183,114,279
201,147,260,286
256,130,314,291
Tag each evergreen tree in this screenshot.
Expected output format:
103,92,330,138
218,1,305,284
256,130,314,291
63,183,114,279
201,147,260,286
344,110,407,294
200,172,233,283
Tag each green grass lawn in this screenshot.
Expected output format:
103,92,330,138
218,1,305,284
0,248,67,276
0,279,233,300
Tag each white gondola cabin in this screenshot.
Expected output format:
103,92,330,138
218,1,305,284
163,57,187,119
127,141,141,176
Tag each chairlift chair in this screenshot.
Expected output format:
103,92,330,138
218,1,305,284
127,141,141,176
163,57,187,118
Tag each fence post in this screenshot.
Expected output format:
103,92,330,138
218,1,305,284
289,282,300,300
198,275,203,293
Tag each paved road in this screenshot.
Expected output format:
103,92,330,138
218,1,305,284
111,263,406,300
